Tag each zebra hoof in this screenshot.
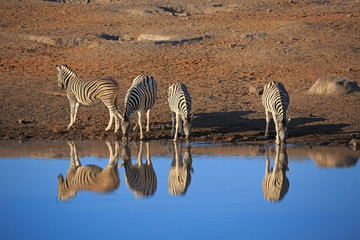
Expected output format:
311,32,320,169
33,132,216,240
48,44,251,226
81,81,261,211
264,135,268,140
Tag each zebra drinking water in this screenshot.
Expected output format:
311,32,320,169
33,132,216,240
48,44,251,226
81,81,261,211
121,75,157,141
262,81,290,144
56,65,122,133
168,83,193,142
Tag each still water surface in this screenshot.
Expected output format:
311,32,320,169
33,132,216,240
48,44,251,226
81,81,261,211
0,141,359,240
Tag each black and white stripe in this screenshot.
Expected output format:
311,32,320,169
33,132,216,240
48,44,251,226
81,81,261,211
262,81,290,144
168,83,193,141
168,142,193,196
120,142,157,198
262,144,290,202
56,65,122,132
57,141,120,201
121,75,157,140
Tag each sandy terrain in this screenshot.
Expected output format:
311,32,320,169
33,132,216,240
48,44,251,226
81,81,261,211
0,0,359,146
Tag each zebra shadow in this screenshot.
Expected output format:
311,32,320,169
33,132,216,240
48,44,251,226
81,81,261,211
192,111,265,133
262,144,290,202
168,142,193,196
57,141,121,202
120,141,157,198
288,117,350,137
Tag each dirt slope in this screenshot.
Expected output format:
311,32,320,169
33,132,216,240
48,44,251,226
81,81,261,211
0,0,359,146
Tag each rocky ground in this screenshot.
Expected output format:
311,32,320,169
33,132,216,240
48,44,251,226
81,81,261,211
0,0,359,146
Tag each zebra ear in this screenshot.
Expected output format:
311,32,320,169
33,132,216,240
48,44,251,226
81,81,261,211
56,65,61,72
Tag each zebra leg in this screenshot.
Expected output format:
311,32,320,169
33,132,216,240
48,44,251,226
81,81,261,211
179,118,185,136
133,112,139,131
138,110,144,140
106,141,120,166
67,101,76,129
264,110,271,139
105,110,114,132
68,141,81,168
146,109,151,132
170,111,176,137
73,102,80,123
273,114,280,145
145,141,151,165
113,110,120,133
174,112,181,142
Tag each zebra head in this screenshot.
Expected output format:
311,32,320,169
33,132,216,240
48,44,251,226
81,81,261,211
56,65,77,90
278,118,290,143
183,114,194,141
120,143,131,164
57,174,76,201
121,116,131,141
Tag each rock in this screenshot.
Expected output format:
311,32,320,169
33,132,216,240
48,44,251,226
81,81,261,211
25,34,88,47
137,33,210,45
308,77,360,95
249,85,264,95
349,139,360,147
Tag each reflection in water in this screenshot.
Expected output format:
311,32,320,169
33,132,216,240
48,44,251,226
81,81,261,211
57,141,121,201
262,144,290,202
308,146,359,168
120,141,157,198
168,142,193,196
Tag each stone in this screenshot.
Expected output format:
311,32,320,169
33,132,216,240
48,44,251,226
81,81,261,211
308,77,360,95
137,33,209,45
249,85,264,95
349,139,360,147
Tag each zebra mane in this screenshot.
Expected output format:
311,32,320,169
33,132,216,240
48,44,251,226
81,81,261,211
60,65,77,77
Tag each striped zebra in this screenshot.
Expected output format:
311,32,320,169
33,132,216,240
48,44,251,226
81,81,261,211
56,65,122,133
262,81,290,144
120,141,157,198
262,144,290,202
121,75,157,140
168,83,193,142
57,141,120,201
168,142,193,196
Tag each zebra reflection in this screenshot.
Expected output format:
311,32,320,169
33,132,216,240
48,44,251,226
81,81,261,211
168,142,193,196
57,141,121,201
120,141,157,198
262,144,290,202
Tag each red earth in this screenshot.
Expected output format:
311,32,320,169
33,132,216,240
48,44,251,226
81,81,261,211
0,0,359,146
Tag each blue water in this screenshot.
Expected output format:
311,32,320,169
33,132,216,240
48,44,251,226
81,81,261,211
0,141,359,240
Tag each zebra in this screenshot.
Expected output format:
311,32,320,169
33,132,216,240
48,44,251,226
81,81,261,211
262,81,290,145
121,75,157,141
262,144,290,202
168,142,193,196
120,141,157,198
168,82,193,142
57,141,120,201
56,65,122,133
